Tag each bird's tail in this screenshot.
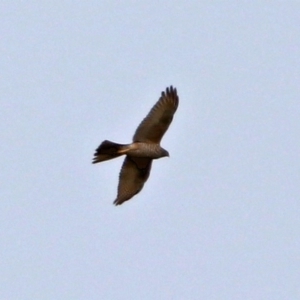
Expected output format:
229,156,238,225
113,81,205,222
92,140,130,163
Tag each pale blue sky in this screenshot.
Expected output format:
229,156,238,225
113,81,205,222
1,1,300,299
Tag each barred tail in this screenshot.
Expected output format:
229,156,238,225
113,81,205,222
92,140,129,163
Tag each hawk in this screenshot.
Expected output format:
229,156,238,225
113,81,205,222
93,86,179,205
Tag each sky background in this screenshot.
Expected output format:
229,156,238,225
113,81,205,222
1,1,300,299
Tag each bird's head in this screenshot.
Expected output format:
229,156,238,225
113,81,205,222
161,148,170,158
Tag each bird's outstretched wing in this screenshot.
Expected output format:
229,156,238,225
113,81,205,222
114,156,152,205
133,86,179,144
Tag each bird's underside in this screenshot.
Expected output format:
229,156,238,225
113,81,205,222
93,86,179,205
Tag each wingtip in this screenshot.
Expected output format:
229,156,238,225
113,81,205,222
167,85,176,92
162,86,179,109
164,85,177,96
113,199,121,206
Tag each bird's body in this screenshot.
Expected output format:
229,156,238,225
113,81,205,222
93,140,169,163
93,86,179,205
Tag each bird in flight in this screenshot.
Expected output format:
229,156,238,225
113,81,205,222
92,86,179,205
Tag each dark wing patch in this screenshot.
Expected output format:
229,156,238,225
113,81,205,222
133,86,179,144
114,156,152,205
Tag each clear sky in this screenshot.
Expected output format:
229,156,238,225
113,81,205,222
1,1,300,299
